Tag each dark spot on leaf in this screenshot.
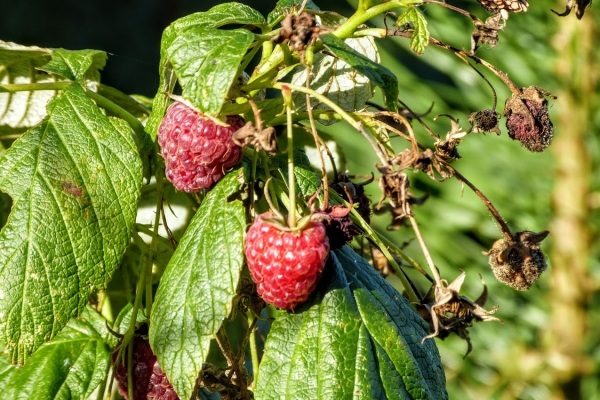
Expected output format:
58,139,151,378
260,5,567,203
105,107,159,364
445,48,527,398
62,181,83,197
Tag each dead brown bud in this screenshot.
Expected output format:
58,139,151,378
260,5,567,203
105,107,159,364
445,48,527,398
484,230,549,290
504,86,555,152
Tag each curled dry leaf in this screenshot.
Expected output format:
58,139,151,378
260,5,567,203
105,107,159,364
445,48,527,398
434,113,468,162
232,122,278,155
418,271,502,357
504,86,555,152
484,230,549,290
552,0,592,19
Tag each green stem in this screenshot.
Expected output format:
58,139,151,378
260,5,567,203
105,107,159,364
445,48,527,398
332,1,406,40
0,81,70,92
271,83,362,130
247,311,260,383
145,154,166,318
284,88,297,228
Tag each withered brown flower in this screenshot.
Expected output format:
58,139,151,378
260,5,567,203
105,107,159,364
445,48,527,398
271,12,325,53
484,230,549,290
418,271,502,357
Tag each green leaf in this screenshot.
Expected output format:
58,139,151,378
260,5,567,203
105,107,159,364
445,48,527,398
255,246,448,399
149,169,246,400
335,246,448,399
166,28,254,115
291,35,380,124
166,2,266,33
396,8,430,55
38,48,106,88
271,148,321,197
146,3,265,139
0,306,112,400
267,0,320,26
0,41,61,130
0,83,142,363
320,33,399,112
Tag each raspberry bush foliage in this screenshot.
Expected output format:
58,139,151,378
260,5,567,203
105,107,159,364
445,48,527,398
0,0,585,398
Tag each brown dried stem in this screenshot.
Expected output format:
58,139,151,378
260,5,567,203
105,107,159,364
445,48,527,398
385,30,520,95
444,163,515,243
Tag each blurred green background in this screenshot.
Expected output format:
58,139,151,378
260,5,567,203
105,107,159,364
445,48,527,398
2,0,599,399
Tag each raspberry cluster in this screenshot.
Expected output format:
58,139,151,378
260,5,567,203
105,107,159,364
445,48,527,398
158,102,244,192
244,213,330,310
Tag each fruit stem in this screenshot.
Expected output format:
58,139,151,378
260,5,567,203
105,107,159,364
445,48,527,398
282,85,297,228
332,1,406,40
247,311,260,383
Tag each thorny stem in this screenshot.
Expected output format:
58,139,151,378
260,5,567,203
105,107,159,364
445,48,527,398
283,85,297,228
383,30,521,95
408,212,444,288
304,66,330,207
444,163,515,243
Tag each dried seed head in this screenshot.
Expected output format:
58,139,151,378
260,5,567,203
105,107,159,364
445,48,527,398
504,86,555,152
484,230,549,290
477,0,529,14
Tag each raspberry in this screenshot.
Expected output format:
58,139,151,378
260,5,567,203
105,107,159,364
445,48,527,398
158,102,245,192
112,329,179,400
244,213,330,310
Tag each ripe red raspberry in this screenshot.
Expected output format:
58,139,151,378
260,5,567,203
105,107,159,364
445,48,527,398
158,102,245,192
244,213,330,310
112,330,179,400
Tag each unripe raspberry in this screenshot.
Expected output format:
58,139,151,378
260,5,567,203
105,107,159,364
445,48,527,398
112,328,179,400
158,102,244,192
244,213,330,310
